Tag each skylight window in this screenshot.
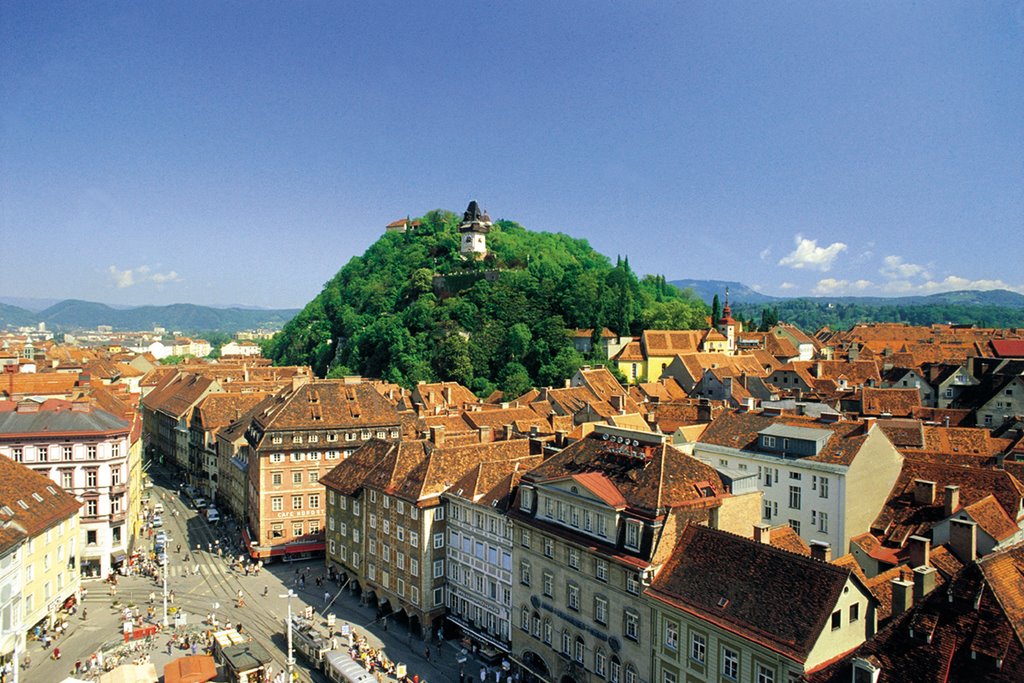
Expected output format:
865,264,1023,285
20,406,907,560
17,500,29,510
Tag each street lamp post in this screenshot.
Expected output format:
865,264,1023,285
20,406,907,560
280,589,295,681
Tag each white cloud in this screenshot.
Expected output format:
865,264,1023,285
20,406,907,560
812,278,849,295
759,248,772,261
918,276,1024,295
108,265,182,289
880,255,929,280
778,282,796,290
777,235,847,271
852,279,873,290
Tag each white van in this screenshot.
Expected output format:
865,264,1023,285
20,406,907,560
206,508,220,523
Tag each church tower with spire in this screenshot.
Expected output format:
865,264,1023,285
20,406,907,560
716,288,740,353
458,200,492,259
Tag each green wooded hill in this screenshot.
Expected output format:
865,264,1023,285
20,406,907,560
269,209,707,396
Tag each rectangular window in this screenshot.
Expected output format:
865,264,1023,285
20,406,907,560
626,573,640,595
831,610,841,630
756,665,775,683
292,522,303,536
86,469,97,487
410,559,418,576
434,507,444,521
850,603,860,622
722,648,738,680
521,529,531,547
594,595,608,624
61,470,73,489
409,532,418,548
111,467,121,486
664,621,678,651
625,520,642,550
568,547,580,569
625,610,639,640
309,494,320,509
369,513,377,529
63,445,73,460
567,583,580,611
292,495,303,510
789,486,801,510
433,533,444,549
819,511,828,533
292,471,303,484
543,572,553,597
544,537,554,558
86,499,98,516
86,445,96,460
272,497,283,512
12,448,22,462
790,519,801,535
596,559,608,582
820,477,829,499
690,632,706,664
520,561,531,586
520,488,534,511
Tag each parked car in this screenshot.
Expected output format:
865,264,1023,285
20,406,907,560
192,497,208,510
155,532,168,545
206,508,220,523
151,515,163,528
153,502,164,514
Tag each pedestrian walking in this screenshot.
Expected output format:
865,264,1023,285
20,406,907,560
263,586,269,597
480,667,487,683
424,646,430,662
167,641,173,656
149,591,155,604
324,590,330,605
82,607,87,620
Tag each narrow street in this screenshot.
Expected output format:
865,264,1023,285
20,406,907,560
23,464,481,683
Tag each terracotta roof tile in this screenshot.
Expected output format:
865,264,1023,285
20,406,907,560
0,456,81,540
524,430,723,515
647,524,854,663
861,388,921,417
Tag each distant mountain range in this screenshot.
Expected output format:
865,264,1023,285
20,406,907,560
670,279,1024,309
0,299,299,333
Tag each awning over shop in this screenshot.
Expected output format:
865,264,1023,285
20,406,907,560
285,541,325,555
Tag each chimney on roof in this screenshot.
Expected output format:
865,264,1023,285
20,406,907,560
891,577,914,617
913,565,937,602
908,535,931,569
478,425,492,443
429,425,445,447
291,375,306,393
809,540,832,563
503,424,513,441
555,430,567,448
863,417,876,433
943,416,950,428
995,452,1006,469
71,401,90,412
944,485,961,517
753,522,771,544
949,518,977,564
913,479,937,506
697,399,712,422
443,386,452,404
610,395,624,412
539,387,549,402
564,379,572,389
530,425,539,437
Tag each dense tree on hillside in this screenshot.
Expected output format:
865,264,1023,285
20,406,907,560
269,209,707,394
736,300,1024,331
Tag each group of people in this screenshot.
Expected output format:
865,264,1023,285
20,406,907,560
349,630,401,680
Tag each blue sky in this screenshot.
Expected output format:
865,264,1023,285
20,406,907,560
2,2,1022,308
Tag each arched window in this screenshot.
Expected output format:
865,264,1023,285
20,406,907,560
625,664,638,683
574,636,585,664
594,648,607,677
543,619,552,644
562,630,571,655
610,656,622,683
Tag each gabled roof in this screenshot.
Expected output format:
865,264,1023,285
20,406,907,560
321,437,532,505
0,398,129,436
447,455,543,511
641,330,705,357
810,543,1024,683
647,524,855,664
0,455,81,540
251,380,400,437
142,372,220,419
963,495,1020,542
524,430,722,515
872,461,1024,545
861,388,921,417
991,339,1024,358
697,410,876,467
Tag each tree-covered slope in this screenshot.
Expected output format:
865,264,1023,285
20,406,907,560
269,209,707,395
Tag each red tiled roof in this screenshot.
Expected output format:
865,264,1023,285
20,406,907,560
991,339,1024,358
648,524,854,663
